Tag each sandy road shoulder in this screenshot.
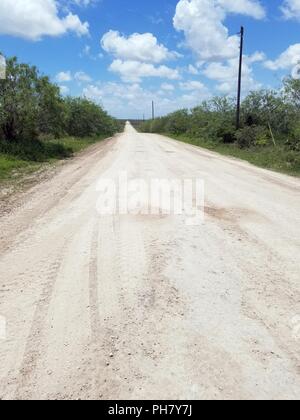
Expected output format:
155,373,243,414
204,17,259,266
0,136,118,253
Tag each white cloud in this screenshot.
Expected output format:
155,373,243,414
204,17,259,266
72,0,94,6
173,0,265,61
101,30,179,63
82,45,91,55
55,70,92,83
80,44,101,61
101,29,182,86
203,55,261,94
56,71,73,82
74,71,92,82
248,51,266,64
180,80,207,91
59,85,70,95
218,0,266,18
0,54,6,79
187,64,199,75
0,0,89,40
264,44,300,70
109,59,181,83
82,81,211,119
161,83,175,91
281,0,300,20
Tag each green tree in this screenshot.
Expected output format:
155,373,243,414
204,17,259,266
242,89,293,136
64,97,119,137
283,77,300,109
164,109,190,135
0,57,40,142
36,76,66,138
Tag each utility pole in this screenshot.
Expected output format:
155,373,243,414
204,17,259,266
152,101,155,120
236,26,244,130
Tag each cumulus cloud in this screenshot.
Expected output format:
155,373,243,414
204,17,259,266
71,0,94,6
281,0,300,20
109,59,181,83
248,51,266,64
203,54,262,94
56,71,73,82
173,0,265,61
180,80,208,91
101,29,182,84
0,0,89,40
187,64,199,75
83,83,167,118
218,0,266,18
161,83,175,91
0,54,6,79
264,44,300,71
101,30,179,63
55,70,92,83
59,85,70,95
83,81,211,119
74,71,92,82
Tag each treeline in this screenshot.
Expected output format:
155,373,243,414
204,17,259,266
141,78,300,156
0,56,120,160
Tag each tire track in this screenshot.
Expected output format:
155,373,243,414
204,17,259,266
89,218,101,343
13,251,66,399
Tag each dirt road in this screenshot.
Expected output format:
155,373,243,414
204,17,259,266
0,123,300,400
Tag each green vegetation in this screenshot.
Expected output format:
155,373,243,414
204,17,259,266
0,136,107,181
140,79,300,176
0,136,111,181
0,155,40,181
0,55,121,181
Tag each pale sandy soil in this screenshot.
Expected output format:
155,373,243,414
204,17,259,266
0,123,299,400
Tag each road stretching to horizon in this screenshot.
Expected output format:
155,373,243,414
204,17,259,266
0,122,300,400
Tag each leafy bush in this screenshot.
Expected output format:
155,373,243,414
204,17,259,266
164,110,190,135
141,89,294,151
235,126,270,149
235,127,256,149
284,150,300,171
0,138,72,162
151,117,168,133
283,77,300,109
209,118,236,144
64,97,119,138
139,83,300,176
241,89,296,141
285,122,300,152
0,55,119,151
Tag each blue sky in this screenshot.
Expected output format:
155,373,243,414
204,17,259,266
0,0,300,119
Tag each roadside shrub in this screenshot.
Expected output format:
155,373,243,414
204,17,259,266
44,142,73,160
283,77,300,110
286,138,300,152
235,126,270,149
255,129,270,147
186,98,236,143
213,119,236,144
64,97,119,138
0,55,119,154
241,90,294,137
285,121,300,152
0,138,72,161
139,120,152,132
284,150,300,170
136,82,300,160
151,117,168,133
164,110,190,135
235,127,256,148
